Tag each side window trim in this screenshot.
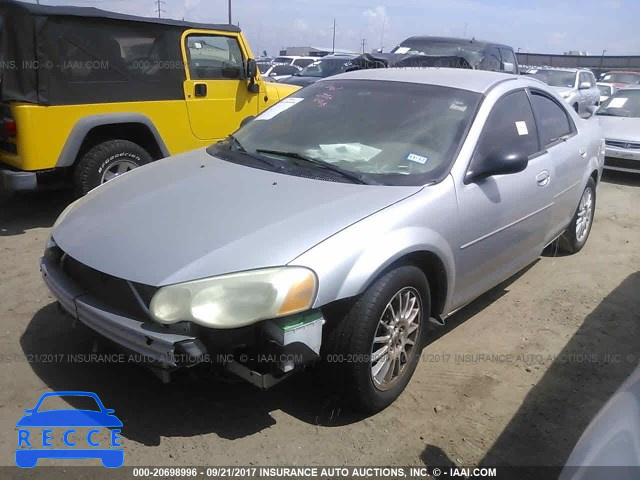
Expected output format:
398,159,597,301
528,87,577,149
181,29,246,81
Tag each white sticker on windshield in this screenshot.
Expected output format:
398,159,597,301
255,97,304,120
608,97,628,108
515,121,529,136
529,69,538,74
394,47,411,54
406,153,429,164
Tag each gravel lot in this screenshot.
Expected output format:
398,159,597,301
0,171,638,475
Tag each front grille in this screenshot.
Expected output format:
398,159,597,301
61,255,157,321
605,139,640,150
604,156,640,171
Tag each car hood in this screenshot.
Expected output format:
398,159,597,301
552,87,574,95
264,81,300,99
53,150,421,286
597,115,640,142
278,76,319,87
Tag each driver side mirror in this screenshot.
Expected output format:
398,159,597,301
246,59,259,93
467,149,529,182
579,81,591,90
246,59,257,79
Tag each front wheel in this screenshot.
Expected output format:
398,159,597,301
73,140,152,196
322,265,430,412
558,177,596,254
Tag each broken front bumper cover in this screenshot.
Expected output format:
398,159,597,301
40,255,206,369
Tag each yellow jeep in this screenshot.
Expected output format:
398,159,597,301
0,1,299,194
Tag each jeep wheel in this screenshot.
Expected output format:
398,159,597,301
323,265,429,412
74,140,152,196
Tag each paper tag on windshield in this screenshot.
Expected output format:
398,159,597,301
608,97,628,108
256,97,304,120
515,121,529,136
406,153,429,164
394,47,411,54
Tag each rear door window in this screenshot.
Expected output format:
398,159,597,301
530,91,574,147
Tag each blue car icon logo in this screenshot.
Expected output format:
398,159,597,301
16,391,123,468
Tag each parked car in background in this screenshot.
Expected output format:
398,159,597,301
0,0,299,195
272,56,317,68
599,71,640,88
42,68,603,412
278,54,358,87
388,36,520,73
596,86,640,174
597,82,617,103
262,64,303,82
256,58,275,73
525,68,600,114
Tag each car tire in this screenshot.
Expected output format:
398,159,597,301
73,140,152,196
558,177,596,254
322,265,430,412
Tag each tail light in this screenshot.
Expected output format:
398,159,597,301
2,118,16,137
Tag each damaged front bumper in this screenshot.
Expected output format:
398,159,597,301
40,249,324,386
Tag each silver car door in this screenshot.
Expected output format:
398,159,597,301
529,89,585,241
452,89,554,310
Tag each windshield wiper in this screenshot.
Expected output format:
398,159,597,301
228,133,246,152
255,149,370,185
224,136,283,169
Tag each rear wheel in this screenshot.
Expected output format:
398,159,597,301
559,177,596,254
322,265,430,412
73,139,152,196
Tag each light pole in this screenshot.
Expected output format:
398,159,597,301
600,49,607,68
332,18,336,54
228,0,232,25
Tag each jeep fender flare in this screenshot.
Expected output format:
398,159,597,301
55,113,170,168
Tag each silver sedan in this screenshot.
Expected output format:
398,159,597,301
42,68,604,411
596,86,640,174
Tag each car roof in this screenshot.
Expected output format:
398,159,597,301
603,70,640,74
399,35,512,49
324,67,518,94
531,67,589,73
618,85,640,91
4,0,240,32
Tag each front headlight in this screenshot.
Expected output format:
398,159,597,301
149,267,317,329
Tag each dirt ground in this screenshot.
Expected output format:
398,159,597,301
0,171,639,476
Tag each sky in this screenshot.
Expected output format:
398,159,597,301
24,0,639,57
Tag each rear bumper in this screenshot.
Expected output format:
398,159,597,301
0,167,37,192
40,255,206,369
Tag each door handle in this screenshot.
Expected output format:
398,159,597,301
536,170,550,186
194,83,207,97
579,147,587,158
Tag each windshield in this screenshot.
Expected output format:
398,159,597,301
390,40,485,68
596,90,640,117
527,70,575,88
297,58,354,78
601,73,640,85
210,80,481,186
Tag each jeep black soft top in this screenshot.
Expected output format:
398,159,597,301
0,0,240,105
